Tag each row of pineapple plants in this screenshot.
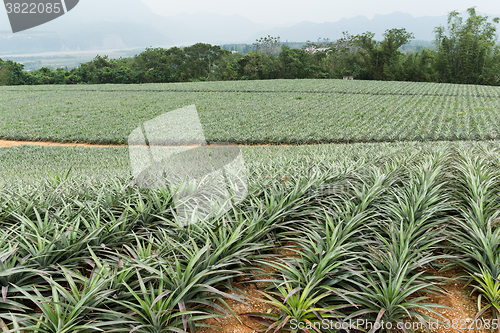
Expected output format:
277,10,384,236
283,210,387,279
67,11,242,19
1,146,500,332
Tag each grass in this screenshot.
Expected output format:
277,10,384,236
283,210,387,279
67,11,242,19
1,80,500,144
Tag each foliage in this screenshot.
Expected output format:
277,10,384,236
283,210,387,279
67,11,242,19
253,35,282,56
2,79,500,145
1,8,499,86
434,7,500,85
352,28,415,80
3,74,500,331
2,141,500,330
0,59,26,85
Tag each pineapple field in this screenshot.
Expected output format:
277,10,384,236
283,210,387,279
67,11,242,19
2,80,500,145
2,80,500,332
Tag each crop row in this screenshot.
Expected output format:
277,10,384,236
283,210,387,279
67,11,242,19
5,79,500,97
4,140,500,184
2,142,500,332
1,80,500,145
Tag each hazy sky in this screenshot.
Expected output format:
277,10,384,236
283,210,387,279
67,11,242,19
140,0,500,25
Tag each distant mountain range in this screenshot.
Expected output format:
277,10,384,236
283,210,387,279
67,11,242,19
0,0,498,56
251,12,450,42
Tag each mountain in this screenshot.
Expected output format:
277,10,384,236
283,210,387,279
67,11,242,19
248,11,500,43
0,2,498,57
0,0,271,56
0,0,173,55
248,12,443,42
162,12,272,45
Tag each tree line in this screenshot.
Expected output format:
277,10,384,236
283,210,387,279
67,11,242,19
1,8,499,86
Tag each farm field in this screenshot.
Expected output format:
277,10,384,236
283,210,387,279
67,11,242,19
0,140,465,183
3,139,500,183
2,141,500,332
2,80,500,144
3,80,500,333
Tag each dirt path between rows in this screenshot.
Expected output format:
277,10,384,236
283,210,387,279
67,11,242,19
0,140,244,148
0,139,299,148
0,139,127,148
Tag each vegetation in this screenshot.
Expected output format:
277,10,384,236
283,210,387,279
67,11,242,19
0,8,499,86
2,8,500,328
434,7,500,85
1,79,500,145
0,140,465,184
2,141,500,331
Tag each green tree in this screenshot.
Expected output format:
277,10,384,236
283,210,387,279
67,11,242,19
183,43,228,81
0,59,27,85
0,58,6,84
211,51,239,81
279,45,326,78
434,7,500,84
481,45,500,85
353,28,414,80
319,32,367,78
73,55,113,84
399,48,437,82
253,35,281,56
133,47,185,83
238,50,281,80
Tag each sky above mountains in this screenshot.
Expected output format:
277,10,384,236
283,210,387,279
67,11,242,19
139,0,500,25
1,0,499,57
